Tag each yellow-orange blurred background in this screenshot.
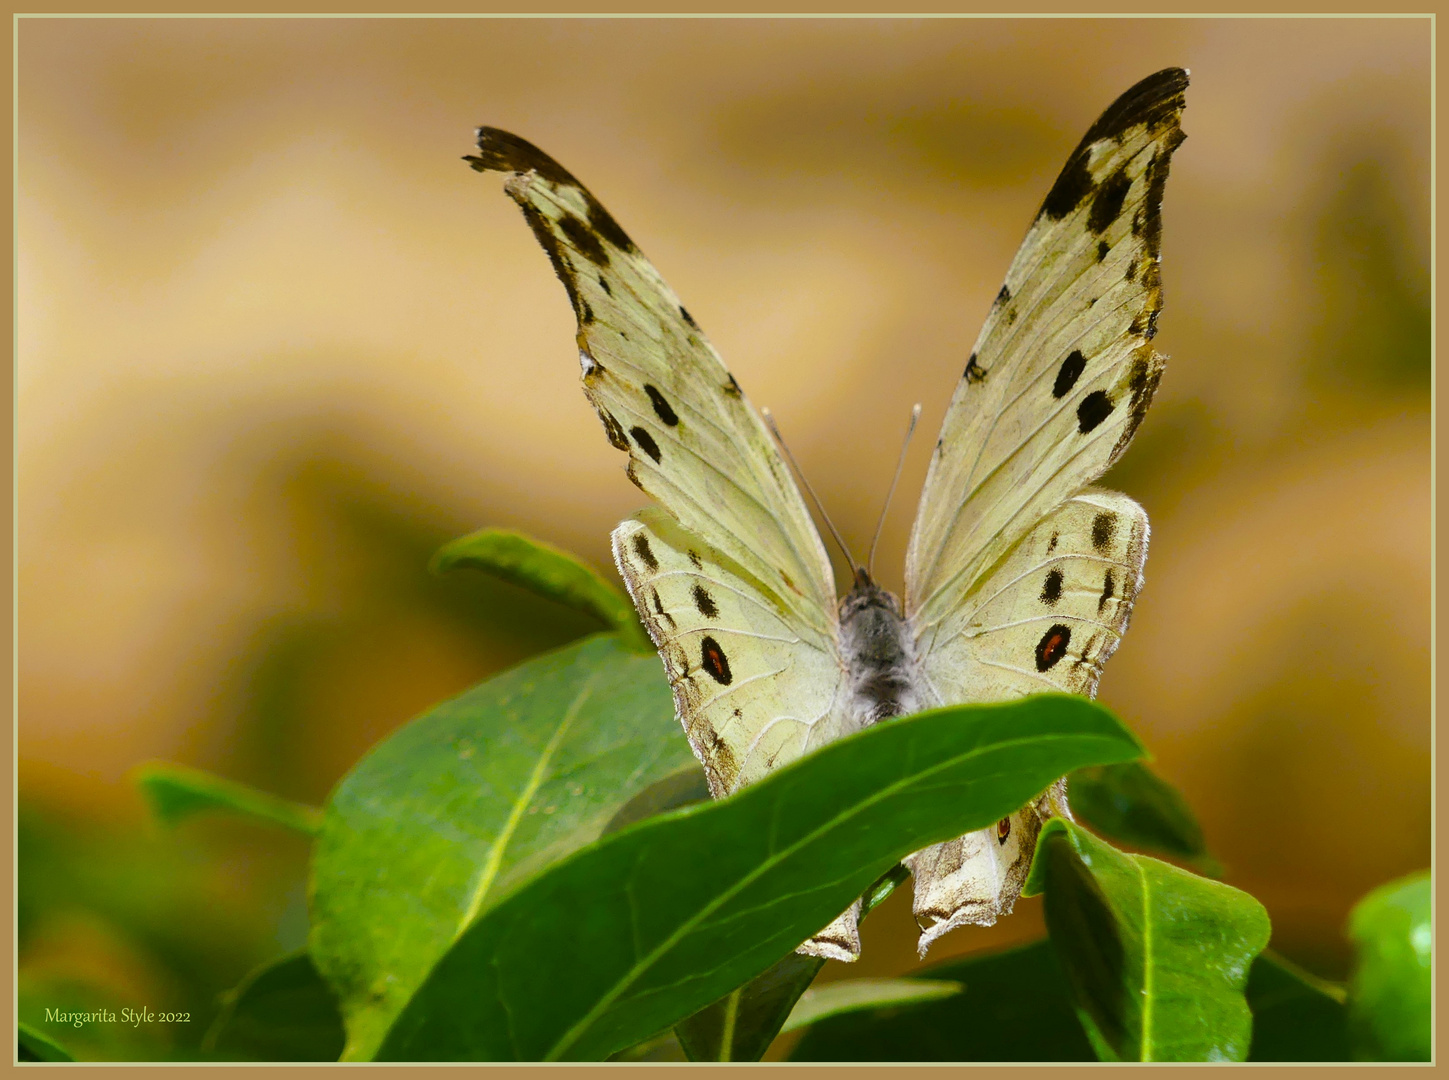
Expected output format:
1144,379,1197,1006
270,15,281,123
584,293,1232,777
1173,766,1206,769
18,16,1430,1059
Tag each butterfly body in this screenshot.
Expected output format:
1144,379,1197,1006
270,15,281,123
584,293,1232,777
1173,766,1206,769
839,570,923,726
469,67,1187,960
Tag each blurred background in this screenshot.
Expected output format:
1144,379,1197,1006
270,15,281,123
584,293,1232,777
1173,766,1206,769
18,17,1430,1060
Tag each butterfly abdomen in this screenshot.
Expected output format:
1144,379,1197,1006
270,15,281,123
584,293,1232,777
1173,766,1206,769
839,571,926,726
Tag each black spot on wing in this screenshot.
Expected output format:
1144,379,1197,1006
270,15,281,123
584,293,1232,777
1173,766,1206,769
629,426,662,463
578,298,594,325
1088,168,1133,235
1097,240,1111,262
1099,570,1115,613
1047,532,1059,554
1041,568,1064,605
680,306,699,330
701,636,733,685
1125,259,1138,282
723,373,742,397
692,584,719,618
1035,624,1071,672
514,202,584,319
1110,349,1164,464
1077,390,1115,433
1130,309,1160,341
964,353,987,384
688,549,703,569
468,127,640,256
557,211,610,268
1071,68,1189,154
632,532,659,571
651,588,675,629
598,409,630,451
1139,139,1185,255
995,284,1012,306
1091,512,1118,553
1053,350,1087,399
1041,152,1096,222
598,276,612,296
644,384,679,426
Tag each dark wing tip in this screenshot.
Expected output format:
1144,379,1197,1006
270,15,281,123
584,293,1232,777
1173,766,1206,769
463,126,582,188
1075,68,1190,153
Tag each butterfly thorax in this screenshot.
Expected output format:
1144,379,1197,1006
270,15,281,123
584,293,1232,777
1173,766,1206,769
839,568,925,727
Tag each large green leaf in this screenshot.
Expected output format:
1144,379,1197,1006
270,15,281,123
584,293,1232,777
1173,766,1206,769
432,528,649,650
132,761,323,836
309,633,693,1061
1023,818,1271,1061
1246,950,1349,1061
203,952,344,1062
789,939,1095,1061
1067,761,1217,872
375,694,1144,1061
672,863,909,1062
1346,869,1430,1061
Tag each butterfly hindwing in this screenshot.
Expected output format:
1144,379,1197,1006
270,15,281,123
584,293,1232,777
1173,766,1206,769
905,488,1148,949
906,69,1185,637
612,509,847,800
467,130,839,648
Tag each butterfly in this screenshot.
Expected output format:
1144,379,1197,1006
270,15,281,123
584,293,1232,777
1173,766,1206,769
466,68,1187,961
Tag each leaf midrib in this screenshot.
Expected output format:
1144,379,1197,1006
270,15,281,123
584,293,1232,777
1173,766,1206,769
544,725,1127,1060
458,674,597,935
1137,857,1155,1061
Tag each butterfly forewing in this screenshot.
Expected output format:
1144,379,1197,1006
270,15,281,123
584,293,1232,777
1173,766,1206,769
906,68,1185,635
467,130,838,646
613,509,846,798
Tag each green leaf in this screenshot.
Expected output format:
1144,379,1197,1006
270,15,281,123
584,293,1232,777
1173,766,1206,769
601,766,710,835
1246,950,1349,1062
673,863,908,1062
432,528,649,650
203,952,345,1062
782,978,963,1034
375,693,1144,1061
132,761,323,836
1346,869,1430,1061
1023,818,1271,1061
309,633,693,1061
789,939,1094,1061
1067,761,1219,873
18,1021,75,1062
676,952,825,1062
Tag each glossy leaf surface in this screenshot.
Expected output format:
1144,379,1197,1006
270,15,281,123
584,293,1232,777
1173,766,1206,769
376,694,1142,1061
1024,818,1271,1061
310,633,693,1060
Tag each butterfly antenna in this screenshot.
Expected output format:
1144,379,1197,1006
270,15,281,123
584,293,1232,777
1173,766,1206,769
868,403,922,577
761,407,859,571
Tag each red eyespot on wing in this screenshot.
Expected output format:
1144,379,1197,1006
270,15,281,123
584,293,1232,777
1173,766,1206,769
700,636,732,685
996,817,1012,845
1035,624,1072,672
